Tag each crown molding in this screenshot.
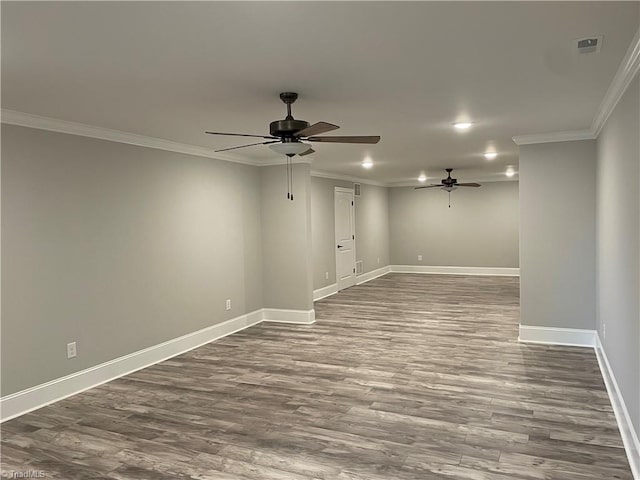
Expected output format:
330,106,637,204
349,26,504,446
1,109,265,166
310,169,387,187
591,27,640,137
513,27,640,146
512,129,595,146
8,26,639,166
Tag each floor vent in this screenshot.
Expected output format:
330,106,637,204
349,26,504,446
356,261,364,275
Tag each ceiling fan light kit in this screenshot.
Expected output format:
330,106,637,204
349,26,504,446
269,142,311,156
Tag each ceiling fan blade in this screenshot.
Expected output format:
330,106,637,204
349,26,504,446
215,140,280,153
206,131,277,140
299,147,315,157
414,184,443,189
307,135,381,144
457,183,482,187
295,122,340,138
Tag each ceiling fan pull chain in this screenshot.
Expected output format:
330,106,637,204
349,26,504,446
449,191,451,208
285,155,290,199
290,157,294,201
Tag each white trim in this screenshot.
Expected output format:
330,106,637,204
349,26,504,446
0,110,389,185
4,28,639,179
595,333,640,480
513,27,640,145
335,187,357,292
518,325,596,347
0,109,313,168
390,265,520,276
313,266,391,301
1,109,263,166
311,169,387,187
592,27,640,137
262,308,315,325
0,307,320,422
313,283,338,301
517,327,640,475
356,265,391,285
0,309,264,422
512,129,595,146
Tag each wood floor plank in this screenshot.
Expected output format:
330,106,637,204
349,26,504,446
1,273,632,479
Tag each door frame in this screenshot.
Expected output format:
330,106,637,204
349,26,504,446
334,187,356,291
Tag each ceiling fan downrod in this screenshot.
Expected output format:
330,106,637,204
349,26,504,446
280,92,298,120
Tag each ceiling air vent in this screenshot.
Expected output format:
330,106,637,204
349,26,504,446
576,36,602,54
354,183,361,196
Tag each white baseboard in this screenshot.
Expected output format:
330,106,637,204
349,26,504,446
595,334,640,480
313,283,338,301
356,265,391,285
518,326,639,477
390,265,520,276
518,325,596,347
0,308,312,422
262,308,315,324
313,265,392,301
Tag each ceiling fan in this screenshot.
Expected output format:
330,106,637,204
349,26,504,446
205,92,380,201
205,92,380,156
414,168,481,207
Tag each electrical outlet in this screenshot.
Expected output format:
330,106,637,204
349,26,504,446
67,342,77,359
325,271,329,280
418,255,422,261
226,299,231,311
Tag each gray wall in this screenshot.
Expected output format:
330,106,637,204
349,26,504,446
355,183,390,275
519,140,596,329
1,125,264,395
261,164,313,311
310,176,391,291
389,181,519,267
596,75,639,434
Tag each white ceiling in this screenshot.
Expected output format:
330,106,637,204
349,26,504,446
2,2,638,184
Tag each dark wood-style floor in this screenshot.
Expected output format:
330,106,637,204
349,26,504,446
1,274,632,479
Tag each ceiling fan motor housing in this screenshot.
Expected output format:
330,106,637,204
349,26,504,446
443,176,457,185
207,91,379,152
270,119,309,139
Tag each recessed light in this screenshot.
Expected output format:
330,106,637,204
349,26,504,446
484,152,497,160
505,167,516,178
418,174,427,182
362,158,373,169
453,122,473,131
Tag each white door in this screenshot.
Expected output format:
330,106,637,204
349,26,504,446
335,187,356,291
